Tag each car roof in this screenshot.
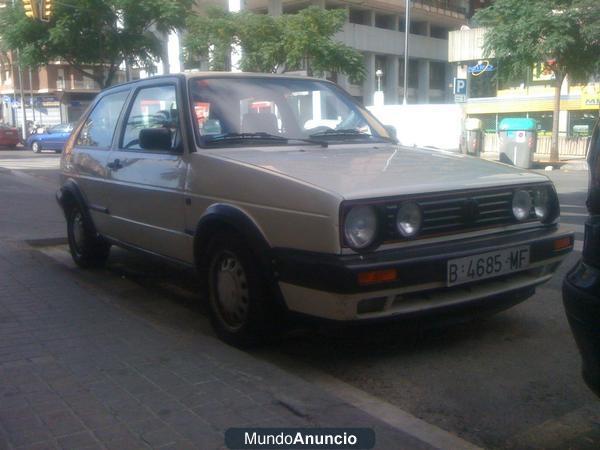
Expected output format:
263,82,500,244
101,71,330,92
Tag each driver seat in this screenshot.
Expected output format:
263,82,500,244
242,112,279,135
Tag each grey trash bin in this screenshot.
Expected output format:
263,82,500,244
498,118,537,169
463,118,483,156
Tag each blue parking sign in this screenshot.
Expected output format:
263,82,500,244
453,78,467,95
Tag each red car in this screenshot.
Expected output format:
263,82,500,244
0,124,20,148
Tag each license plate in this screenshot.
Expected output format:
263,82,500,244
447,246,530,287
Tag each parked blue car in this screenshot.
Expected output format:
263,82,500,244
26,123,74,153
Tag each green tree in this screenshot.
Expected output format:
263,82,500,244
474,0,600,161
0,0,194,88
184,6,365,84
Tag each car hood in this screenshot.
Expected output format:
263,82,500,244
211,143,549,200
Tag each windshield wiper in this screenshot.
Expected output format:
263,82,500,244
309,128,396,143
204,132,327,147
309,129,371,138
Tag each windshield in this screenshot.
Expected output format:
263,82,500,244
188,76,391,147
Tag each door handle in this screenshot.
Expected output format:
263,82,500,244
107,158,122,170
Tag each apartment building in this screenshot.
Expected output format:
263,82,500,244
0,54,125,128
196,1,469,105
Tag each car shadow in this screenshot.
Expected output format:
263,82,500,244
101,246,531,364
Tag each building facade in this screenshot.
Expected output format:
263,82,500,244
195,0,469,105
0,54,126,128
448,27,600,137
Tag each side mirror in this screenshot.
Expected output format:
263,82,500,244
139,128,172,152
384,125,398,141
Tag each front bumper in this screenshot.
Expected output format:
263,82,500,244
274,226,573,321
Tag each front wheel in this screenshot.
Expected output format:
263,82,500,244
206,233,280,347
67,204,110,268
31,141,41,153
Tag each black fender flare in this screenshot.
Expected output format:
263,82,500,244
56,179,97,233
193,204,287,312
193,204,272,269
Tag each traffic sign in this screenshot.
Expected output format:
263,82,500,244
454,94,467,103
453,78,467,95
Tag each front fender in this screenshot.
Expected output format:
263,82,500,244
194,203,272,267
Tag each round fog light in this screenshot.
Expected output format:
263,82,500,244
396,202,422,237
512,190,532,221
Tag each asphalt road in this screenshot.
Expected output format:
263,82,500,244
0,149,597,449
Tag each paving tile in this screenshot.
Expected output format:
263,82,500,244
139,428,181,448
55,431,98,449
30,399,70,415
155,438,200,450
0,408,43,432
136,391,185,415
38,410,86,437
107,401,154,423
78,411,120,430
15,440,59,450
126,418,169,436
6,427,53,448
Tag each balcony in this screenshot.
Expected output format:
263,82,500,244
413,0,468,16
56,78,100,91
336,23,449,61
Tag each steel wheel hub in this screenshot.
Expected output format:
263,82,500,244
214,252,249,330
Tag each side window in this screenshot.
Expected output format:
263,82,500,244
76,91,129,148
121,85,180,152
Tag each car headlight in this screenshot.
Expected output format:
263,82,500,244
344,205,378,249
396,202,422,237
512,190,532,221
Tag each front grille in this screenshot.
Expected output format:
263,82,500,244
382,187,539,242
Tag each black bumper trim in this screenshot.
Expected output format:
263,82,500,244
273,226,573,294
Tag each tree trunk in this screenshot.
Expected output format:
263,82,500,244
550,72,565,163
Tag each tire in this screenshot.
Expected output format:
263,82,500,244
67,203,110,268
205,232,280,347
32,141,41,153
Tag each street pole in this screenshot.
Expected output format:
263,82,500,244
28,68,36,125
403,0,411,105
11,0,27,139
16,53,27,140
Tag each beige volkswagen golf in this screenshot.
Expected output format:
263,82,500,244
57,73,573,346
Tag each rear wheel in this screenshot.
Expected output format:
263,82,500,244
206,232,280,347
67,203,110,268
31,141,41,153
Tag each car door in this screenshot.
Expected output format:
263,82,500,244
67,89,131,235
45,125,71,150
103,80,191,262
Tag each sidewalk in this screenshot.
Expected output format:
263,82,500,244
0,237,441,450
